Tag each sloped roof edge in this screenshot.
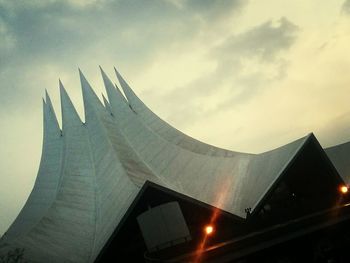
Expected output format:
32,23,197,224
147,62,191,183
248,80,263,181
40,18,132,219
250,133,313,215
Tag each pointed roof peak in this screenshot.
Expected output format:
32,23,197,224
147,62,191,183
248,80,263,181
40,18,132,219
114,67,123,81
59,81,82,129
114,68,130,88
45,90,55,111
78,68,88,83
43,90,61,133
100,66,109,79
114,83,128,104
307,132,315,139
114,67,129,89
59,79,65,91
100,67,113,85
114,68,138,106
101,68,130,111
45,89,49,99
78,68,104,120
78,67,85,80
45,89,50,100
59,80,68,99
114,68,132,90
114,68,126,87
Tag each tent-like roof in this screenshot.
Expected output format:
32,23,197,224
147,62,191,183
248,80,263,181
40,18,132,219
0,68,348,262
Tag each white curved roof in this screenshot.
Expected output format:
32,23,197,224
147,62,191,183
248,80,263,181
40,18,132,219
0,68,334,262
114,68,239,157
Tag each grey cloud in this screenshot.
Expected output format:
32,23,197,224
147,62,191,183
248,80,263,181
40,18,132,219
158,17,299,125
1,1,119,60
0,17,16,53
342,0,350,14
0,0,244,63
217,58,289,108
0,0,245,112
211,17,298,109
183,0,244,19
163,0,244,16
215,17,299,61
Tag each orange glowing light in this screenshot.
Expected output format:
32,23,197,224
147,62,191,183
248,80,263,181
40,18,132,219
340,185,348,194
204,225,214,235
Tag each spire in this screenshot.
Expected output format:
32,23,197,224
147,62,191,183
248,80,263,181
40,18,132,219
115,83,128,104
114,67,138,106
114,67,132,96
79,68,105,121
102,94,112,114
44,90,61,133
45,89,51,105
100,66,130,112
59,80,82,131
42,98,47,128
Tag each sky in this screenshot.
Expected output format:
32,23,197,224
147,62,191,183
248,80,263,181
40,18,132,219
1,0,350,236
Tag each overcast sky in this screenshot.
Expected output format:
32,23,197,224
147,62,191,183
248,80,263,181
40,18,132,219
1,0,350,236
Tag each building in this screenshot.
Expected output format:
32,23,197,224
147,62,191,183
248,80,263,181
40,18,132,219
1,68,350,262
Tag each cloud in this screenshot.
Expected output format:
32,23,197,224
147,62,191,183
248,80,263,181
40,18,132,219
0,17,16,52
1,0,247,114
0,1,298,135
0,0,245,59
215,17,299,63
211,17,298,105
163,0,186,9
156,17,299,127
0,0,247,124
183,0,244,18
342,0,350,14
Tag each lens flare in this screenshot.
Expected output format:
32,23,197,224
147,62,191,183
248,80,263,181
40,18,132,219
204,225,214,235
340,185,348,194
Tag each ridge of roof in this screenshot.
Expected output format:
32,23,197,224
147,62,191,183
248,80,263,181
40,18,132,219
250,133,313,215
59,80,83,130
